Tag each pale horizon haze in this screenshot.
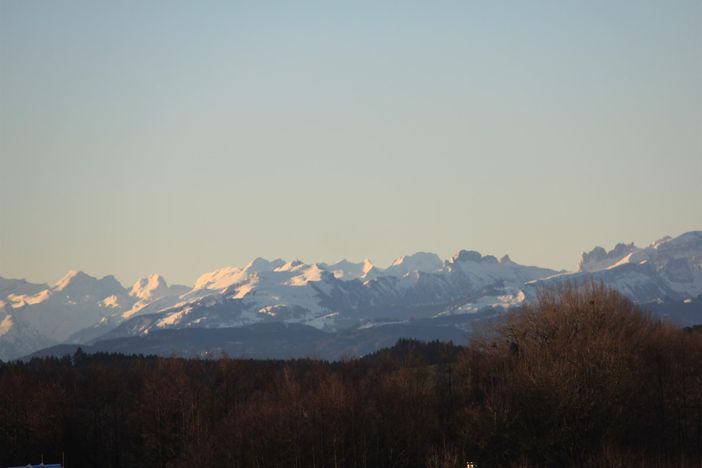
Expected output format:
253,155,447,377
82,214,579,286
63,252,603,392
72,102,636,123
1,1,701,286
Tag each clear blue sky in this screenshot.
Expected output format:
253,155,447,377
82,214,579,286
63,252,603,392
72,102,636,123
1,0,701,286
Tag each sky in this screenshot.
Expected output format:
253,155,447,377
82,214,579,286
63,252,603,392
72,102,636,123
1,0,701,287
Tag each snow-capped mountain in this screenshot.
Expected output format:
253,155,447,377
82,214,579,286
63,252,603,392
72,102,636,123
0,271,187,360
2,230,701,361
190,258,286,293
319,258,378,280
383,252,444,277
7,270,130,342
577,242,641,272
528,231,702,303
100,250,558,340
122,274,190,319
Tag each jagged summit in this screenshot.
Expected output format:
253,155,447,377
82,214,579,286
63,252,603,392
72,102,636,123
500,255,514,264
529,231,702,304
129,274,169,300
578,243,640,273
448,250,504,267
449,250,483,264
52,270,124,297
245,257,285,274
321,258,377,280
54,270,93,291
193,266,242,291
192,258,287,292
385,252,443,276
576,231,702,274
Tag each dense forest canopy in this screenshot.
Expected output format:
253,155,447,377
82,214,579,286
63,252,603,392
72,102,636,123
1,283,701,467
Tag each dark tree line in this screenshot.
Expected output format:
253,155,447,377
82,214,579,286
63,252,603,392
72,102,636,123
1,283,701,467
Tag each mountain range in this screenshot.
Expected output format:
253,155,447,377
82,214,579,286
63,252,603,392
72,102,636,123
3,231,701,361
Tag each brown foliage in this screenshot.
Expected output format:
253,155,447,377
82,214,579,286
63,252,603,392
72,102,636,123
457,282,702,466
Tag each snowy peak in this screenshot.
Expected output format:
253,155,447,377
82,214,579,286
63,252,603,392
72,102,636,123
193,258,287,292
646,231,702,286
49,270,126,299
285,264,330,286
119,274,188,321
321,258,377,280
362,258,376,275
447,250,505,271
443,248,555,287
385,252,443,277
193,266,244,291
54,270,94,291
129,274,170,300
577,231,702,274
2,271,131,345
578,243,640,272
244,257,285,275
449,250,484,264
530,231,702,304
